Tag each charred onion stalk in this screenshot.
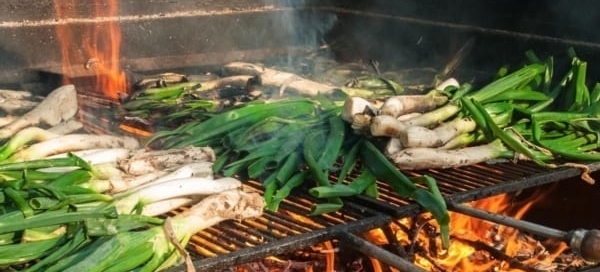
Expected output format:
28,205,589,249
223,61,340,97
46,119,83,135
118,146,215,176
388,139,513,169
0,89,42,115
378,89,449,118
50,147,216,194
223,61,398,98
0,85,78,139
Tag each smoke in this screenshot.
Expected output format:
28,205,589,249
265,0,337,50
545,0,600,44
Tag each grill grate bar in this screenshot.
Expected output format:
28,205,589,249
446,162,600,204
188,236,231,256
201,228,259,249
176,214,394,272
262,212,321,233
226,220,275,243
193,231,242,253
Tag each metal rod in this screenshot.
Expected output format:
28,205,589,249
447,203,569,240
448,203,600,262
338,232,426,272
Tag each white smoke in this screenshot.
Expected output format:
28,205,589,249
267,0,337,49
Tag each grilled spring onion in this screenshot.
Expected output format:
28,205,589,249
121,81,225,127
0,150,251,270
0,122,85,162
4,134,140,163
378,89,450,118
36,189,263,272
223,61,402,98
0,85,78,140
0,127,60,161
388,138,517,170
143,52,594,251
367,63,545,138
148,97,451,249
382,50,600,185
396,102,514,148
149,98,344,212
343,62,549,170
118,146,215,176
222,61,344,97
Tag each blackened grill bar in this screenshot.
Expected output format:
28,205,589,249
2,0,600,271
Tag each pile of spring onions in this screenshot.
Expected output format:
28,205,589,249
145,66,451,248
0,86,264,271
143,50,600,253
345,49,600,184
150,98,446,225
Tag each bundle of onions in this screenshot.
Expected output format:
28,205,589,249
30,189,264,272
0,142,263,271
342,50,600,183
0,78,267,272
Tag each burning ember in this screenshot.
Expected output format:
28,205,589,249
358,189,595,272
223,186,597,272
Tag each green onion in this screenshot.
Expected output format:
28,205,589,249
39,190,264,272
360,141,450,249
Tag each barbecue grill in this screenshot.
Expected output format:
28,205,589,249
1,0,600,271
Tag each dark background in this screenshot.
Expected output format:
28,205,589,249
1,0,599,86
523,172,600,231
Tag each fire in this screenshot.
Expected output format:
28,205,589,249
364,189,569,271
53,0,127,100
321,241,336,272
286,211,336,271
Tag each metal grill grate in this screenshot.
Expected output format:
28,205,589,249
174,161,600,271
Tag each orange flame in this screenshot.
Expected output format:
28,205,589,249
54,0,126,100
322,241,335,272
